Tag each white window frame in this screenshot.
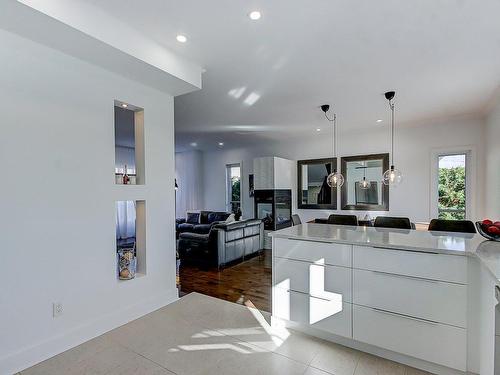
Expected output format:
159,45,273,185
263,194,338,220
429,147,475,221
225,162,242,212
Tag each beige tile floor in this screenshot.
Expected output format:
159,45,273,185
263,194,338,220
21,293,434,375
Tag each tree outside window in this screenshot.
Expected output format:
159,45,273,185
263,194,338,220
226,164,241,213
438,154,466,220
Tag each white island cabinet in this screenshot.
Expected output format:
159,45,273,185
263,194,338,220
271,224,500,375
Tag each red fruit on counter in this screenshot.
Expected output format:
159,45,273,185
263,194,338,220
487,226,500,235
494,221,500,228
483,219,493,226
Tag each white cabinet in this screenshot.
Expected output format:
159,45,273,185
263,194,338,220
353,304,467,371
274,238,352,267
274,289,352,338
275,258,352,302
273,239,353,339
272,237,470,373
353,245,467,284
353,268,467,327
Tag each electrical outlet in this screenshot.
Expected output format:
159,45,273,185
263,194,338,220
53,302,63,318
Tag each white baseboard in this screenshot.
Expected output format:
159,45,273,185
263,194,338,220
1,289,179,375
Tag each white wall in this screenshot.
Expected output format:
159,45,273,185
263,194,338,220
0,28,178,373
485,93,500,219
200,117,485,223
175,150,203,217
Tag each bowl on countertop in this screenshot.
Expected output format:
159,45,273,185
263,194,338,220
476,222,500,242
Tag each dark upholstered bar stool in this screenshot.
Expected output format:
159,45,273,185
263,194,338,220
328,214,358,226
428,219,476,233
291,214,302,226
374,216,413,230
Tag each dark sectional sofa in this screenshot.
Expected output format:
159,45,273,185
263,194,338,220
176,211,263,268
176,211,231,236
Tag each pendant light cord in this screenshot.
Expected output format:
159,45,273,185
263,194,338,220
333,114,337,172
334,114,337,158
389,100,395,167
324,111,337,172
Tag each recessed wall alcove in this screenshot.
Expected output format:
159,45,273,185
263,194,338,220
114,100,145,185
116,200,146,280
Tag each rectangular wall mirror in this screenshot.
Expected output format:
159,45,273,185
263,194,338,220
341,153,389,211
297,158,337,209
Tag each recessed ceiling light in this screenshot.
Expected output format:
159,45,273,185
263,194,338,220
218,142,224,147
376,119,383,123
249,11,261,20
316,128,321,132
121,103,128,108
190,142,197,147
176,34,187,43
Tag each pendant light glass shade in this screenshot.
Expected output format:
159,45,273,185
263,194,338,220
382,91,402,186
327,170,345,188
359,165,370,189
382,165,403,186
359,177,371,189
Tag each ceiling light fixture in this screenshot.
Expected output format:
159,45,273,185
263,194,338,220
382,91,403,186
121,103,128,108
190,142,198,147
218,142,224,147
320,104,344,188
176,34,187,43
316,128,321,132
249,11,262,20
376,119,383,123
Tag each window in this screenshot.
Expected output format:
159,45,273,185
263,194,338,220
436,153,468,220
226,163,241,213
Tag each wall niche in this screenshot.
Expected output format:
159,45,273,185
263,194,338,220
116,200,146,280
114,101,145,185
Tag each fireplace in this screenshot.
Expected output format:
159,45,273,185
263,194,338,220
254,189,292,231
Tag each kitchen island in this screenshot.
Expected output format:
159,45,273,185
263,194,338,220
270,223,500,375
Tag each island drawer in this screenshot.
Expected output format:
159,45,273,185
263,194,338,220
353,304,466,371
353,245,467,284
353,269,467,327
275,258,352,302
274,289,352,338
274,238,352,267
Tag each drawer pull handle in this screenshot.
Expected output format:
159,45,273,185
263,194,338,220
287,238,333,244
275,288,340,302
371,246,439,255
370,270,439,284
371,307,439,326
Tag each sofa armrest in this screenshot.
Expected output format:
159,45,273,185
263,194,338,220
176,218,186,224
214,221,246,231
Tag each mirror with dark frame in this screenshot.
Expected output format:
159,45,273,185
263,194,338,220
297,158,337,209
341,153,389,211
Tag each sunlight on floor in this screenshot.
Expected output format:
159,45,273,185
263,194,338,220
170,297,291,355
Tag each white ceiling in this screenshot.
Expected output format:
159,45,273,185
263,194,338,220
78,0,500,151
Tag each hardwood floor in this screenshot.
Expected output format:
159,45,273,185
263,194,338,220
178,250,271,312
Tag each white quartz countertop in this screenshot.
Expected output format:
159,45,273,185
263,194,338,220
271,223,500,281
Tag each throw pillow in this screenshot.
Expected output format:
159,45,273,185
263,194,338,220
186,212,200,224
225,214,236,224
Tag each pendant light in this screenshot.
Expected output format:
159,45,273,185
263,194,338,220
359,164,371,190
382,91,403,186
320,105,344,188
